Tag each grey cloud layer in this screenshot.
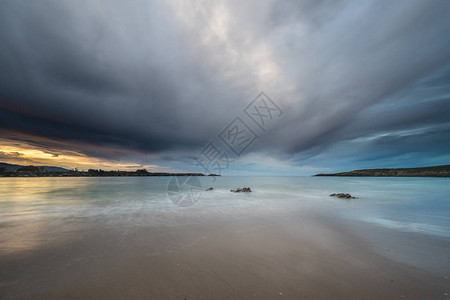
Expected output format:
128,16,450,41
1,0,450,168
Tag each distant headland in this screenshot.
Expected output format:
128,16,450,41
0,163,217,177
315,165,450,177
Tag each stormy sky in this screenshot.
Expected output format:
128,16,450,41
1,0,450,174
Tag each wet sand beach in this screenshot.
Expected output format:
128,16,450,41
1,209,449,299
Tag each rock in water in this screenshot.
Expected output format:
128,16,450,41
231,187,252,193
330,193,356,199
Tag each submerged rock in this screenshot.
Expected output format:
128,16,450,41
330,193,356,199
231,187,252,193
205,187,214,191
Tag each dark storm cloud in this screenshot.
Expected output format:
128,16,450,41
0,0,247,155
1,0,450,171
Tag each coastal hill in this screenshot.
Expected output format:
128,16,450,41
0,163,209,177
315,165,450,177
0,162,69,172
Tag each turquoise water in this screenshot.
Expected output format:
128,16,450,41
0,176,449,272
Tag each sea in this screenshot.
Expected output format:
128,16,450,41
0,176,449,274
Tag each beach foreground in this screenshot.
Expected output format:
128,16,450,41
1,211,449,299
1,177,449,299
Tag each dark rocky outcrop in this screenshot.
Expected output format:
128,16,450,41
205,187,214,191
231,187,252,193
330,193,356,199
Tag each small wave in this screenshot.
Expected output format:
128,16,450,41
360,216,450,239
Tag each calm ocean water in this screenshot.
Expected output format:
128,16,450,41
1,176,449,272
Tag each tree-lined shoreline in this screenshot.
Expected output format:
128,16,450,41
315,165,450,177
0,163,210,177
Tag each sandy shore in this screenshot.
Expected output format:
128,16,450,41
1,210,449,299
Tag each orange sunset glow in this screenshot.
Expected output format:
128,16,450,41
0,138,159,171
